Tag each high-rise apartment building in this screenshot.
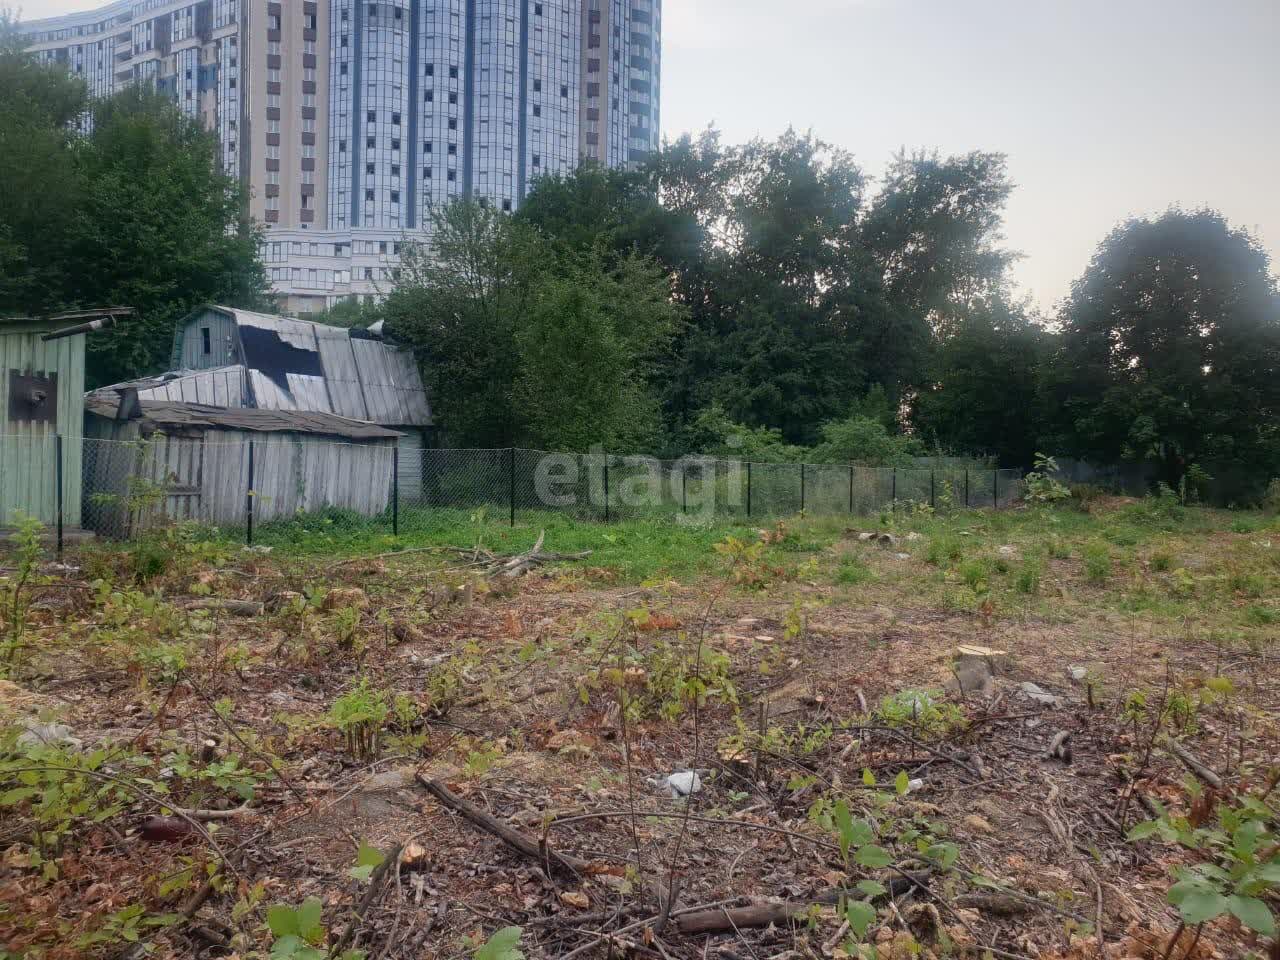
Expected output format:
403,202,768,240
20,0,661,315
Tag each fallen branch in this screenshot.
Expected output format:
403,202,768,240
1165,738,1224,790
673,876,926,935
416,775,588,877
180,598,264,617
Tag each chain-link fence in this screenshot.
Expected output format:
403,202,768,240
1,434,1027,551
65,437,1030,547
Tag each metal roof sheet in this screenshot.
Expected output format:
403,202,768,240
84,397,403,440
187,306,430,427
89,367,248,408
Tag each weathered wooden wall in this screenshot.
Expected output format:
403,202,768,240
82,421,395,537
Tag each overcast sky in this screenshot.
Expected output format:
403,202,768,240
18,0,1280,311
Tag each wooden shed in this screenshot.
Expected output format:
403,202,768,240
83,396,402,538
0,309,130,528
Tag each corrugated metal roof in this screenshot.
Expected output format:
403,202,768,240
89,367,248,408
84,397,403,440
187,306,430,427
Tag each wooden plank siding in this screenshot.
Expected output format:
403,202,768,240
173,307,238,369
0,323,85,526
81,419,395,535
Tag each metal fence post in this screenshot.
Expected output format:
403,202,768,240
392,446,400,537
993,468,999,509
746,461,753,518
246,440,255,546
681,465,687,514
964,469,970,508
55,435,64,560
603,453,610,522
508,447,516,528
930,470,936,510
848,463,854,514
800,462,806,512
891,467,897,511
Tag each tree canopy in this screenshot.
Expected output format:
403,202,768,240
0,19,268,387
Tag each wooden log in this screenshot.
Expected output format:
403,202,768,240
416,775,589,877
673,875,927,936
181,598,264,617
1166,739,1223,790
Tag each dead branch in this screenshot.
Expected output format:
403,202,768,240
332,842,404,955
673,876,926,935
416,775,589,877
1165,738,1224,789
181,598,264,616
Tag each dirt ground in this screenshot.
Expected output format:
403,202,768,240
2,507,1278,960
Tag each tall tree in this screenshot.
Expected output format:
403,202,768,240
0,19,267,387
69,87,268,386
862,150,1017,334
384,200,680,450
912,297,1049,466
1049,209,1280,480
0,12,87,312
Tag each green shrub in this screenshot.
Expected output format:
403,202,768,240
1150,551,1174,572
1083,541,1112,585
1264,478,1280,515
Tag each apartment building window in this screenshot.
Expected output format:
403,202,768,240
390,191,399,203
367,136,375,148
448,92,457,104
365,189,374,201
423,166,432,178
448,65,458,78
425,63,433,76
366,163,374,174
447,143,456,155
424,140,432,153
391,112,401,126
425,90,433,102
339,139,347,152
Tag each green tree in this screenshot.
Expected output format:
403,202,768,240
810,414,923,467
69,87,268,386
0,19,267,387
912,297,1049,466
862,150,1018,335
384,200,679,450
1048,209,1280,483
0,12,87,312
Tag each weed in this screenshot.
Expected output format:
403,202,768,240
1245,605,1278,626
1151,551,1174,572
1025,453,1071,505
1014,557,1043,595
834,556,874,585
958,558,991,593
1083,541,1112,585
926,535,964,566
2,512,43,670
876,689,966,739
329,677,390,760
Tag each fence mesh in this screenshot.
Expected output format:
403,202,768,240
17,436,1032,545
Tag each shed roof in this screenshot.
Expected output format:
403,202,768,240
181,306,431,427
84,397,403,440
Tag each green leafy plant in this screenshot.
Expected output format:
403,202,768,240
1127,774,1279,943
1024,453,1071,505
348,841,386,882
472,925,524,960
328,677,390,760
876,689,965,739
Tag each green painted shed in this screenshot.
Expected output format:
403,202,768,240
0,309,130,529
